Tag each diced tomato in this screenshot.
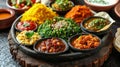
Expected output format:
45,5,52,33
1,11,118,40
31,0,36,3
17,21,37,31
20,3,25,8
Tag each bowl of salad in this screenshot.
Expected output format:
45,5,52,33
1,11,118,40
50,0,74,15
6,0,40,15
84,0,119,11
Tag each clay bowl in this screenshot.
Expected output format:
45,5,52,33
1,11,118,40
68,33,102,52
6,0,28,15
80,16,111,35
49,1,74,15
0,8,16,30
84,0,119,11
15,20,38,32
114,3,120,18
33,37,69,55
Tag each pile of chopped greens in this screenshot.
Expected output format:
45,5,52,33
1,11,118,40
37,17,81,40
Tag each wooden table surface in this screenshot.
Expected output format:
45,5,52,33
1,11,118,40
0,0,120,67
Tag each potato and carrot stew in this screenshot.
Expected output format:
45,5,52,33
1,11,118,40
71,34,100,49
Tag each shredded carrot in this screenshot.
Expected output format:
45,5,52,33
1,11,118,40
65,5,93,24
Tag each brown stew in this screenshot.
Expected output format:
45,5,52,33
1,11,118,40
36,38,66,53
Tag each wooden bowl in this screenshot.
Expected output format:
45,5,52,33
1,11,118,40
0,8,16,30
114,3,120,18
49,1,74,15
15,20,38,32
84,0,119,11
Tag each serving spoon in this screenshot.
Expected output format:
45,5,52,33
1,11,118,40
94,11,115,32
97,21,114,32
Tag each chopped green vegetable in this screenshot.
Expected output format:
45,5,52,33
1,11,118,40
25,31,34,38
11,0,16,5
85,18,109,31
37,17,81,40
26,0,31,5
52,0,73,11
19,0,23,4
23,22,30,27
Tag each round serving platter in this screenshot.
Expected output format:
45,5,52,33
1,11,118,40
10,15,113,62
8,31,113,67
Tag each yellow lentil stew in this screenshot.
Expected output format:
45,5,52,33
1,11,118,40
21,3,58,25
16,31,41,45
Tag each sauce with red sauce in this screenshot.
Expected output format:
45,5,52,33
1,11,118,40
16,21,37,31
36,38,66,53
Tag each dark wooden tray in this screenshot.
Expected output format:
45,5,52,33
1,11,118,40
10,14,114,62
8,32,113,67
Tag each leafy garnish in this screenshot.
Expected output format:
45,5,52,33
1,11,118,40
25,31,34,38
11,0,16,5
26,0,31,5
23,22,30,27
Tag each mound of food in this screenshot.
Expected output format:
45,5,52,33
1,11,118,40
65,5,93,24
21,3,58,25
37,17,81,40
16,31,41,45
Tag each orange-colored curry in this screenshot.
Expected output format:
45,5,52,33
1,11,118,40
0,12,11,19
71,34,100,49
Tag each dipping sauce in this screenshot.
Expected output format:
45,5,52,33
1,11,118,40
71,34,100,49
16,21,37,31
84,17,109,32
0,12,11,19
36,38,66,53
